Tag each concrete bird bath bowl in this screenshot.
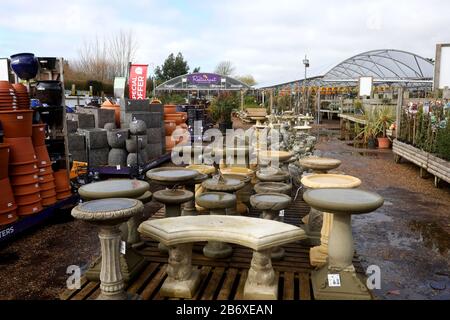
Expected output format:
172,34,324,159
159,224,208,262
298,157,342,174
254,182,292,195
146,167,199,186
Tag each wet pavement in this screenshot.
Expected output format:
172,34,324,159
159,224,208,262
313,122,450,300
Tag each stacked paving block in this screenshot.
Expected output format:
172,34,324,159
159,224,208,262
77,106,115,129
77,128,109,167
66,113,95,133
67,133,87,162
120,99,165,161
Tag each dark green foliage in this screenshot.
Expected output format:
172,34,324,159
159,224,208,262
155,52,190,83
210,92,239,124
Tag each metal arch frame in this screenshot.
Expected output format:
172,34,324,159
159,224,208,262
323,49,433,81
155,73,252,91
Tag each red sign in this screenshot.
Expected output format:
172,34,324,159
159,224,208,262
129,64,148,100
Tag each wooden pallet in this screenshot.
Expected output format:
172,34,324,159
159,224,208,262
60,191,366,300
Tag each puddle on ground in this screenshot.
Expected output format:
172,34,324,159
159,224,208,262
408,220,449,256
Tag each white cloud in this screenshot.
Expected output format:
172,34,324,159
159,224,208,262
0,0,448,86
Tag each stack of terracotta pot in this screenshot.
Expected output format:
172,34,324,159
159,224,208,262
53,169,72,200
164,104,189,151
32,124,57,207
0,143,18,226
12,83,30,109
0,81,17,110
1,108,43,216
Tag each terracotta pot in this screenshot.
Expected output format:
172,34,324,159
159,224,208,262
101,104,121,127
377,137,391,149
17,200,42,216
13,182,40,196
39,180,55,191
10,172,39,186
164,120,177,135
0,178,17,212
0,209,18,226
179,123,188,130
53,169,70,191
32,124,47,146
9,161,38,176
42,196,57,207
0,110,33,137
38,173,55,183
164,104,177,114
56,190,72,200
15,192,41,206
4,137,36,164
40,188,56,198
0,143,10,180
38,164,53,176
34,145,51,167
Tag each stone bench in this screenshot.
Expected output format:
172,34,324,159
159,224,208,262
138,215,306,300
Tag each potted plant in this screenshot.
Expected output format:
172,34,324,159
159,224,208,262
210,92,239,133
374,106,395,149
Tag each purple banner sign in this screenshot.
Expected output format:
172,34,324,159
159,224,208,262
187,73,221,85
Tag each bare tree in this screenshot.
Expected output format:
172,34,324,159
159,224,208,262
237,75,257,86
109,29,138,77
215,61,235,76
72,30,138,82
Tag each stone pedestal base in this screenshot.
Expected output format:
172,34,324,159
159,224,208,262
243,250,278,300
311,266,372,300
243,278,278,300
302,208,323,246
160,269,201,299
203,241,233,259
97,292,141,300
86,248,147,283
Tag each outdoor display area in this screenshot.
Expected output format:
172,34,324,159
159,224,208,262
0,44,448,303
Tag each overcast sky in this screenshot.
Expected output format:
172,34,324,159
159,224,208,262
0,0,448,87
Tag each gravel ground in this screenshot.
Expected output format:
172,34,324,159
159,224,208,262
0,120,448,300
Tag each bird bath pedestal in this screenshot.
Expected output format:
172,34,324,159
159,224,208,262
250,193,292,260
182,173,208,216
78,179,150,282
71,198,144,300
303,189,383,300
202,177,245,216
196,192,237,259
298,157,342,245
301,174,361,267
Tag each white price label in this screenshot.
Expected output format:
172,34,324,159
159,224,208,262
116,165,121,170
327,274,341,287
120,241,126,255
279,210,285,217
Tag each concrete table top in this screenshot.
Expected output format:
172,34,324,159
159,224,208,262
196,192,237,209
138,215,306,251
303,189,384,215
301,174,361,189
78,179,150,200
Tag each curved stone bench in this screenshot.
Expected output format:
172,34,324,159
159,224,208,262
138,215,306,300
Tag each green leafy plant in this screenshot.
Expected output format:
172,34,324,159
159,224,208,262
210,92,239,124
373,106,395,138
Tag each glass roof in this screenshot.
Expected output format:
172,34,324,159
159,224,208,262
323,49,434,81
155,73,252,91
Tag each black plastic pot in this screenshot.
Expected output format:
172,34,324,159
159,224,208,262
368,137,376,149
34,80,63,106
